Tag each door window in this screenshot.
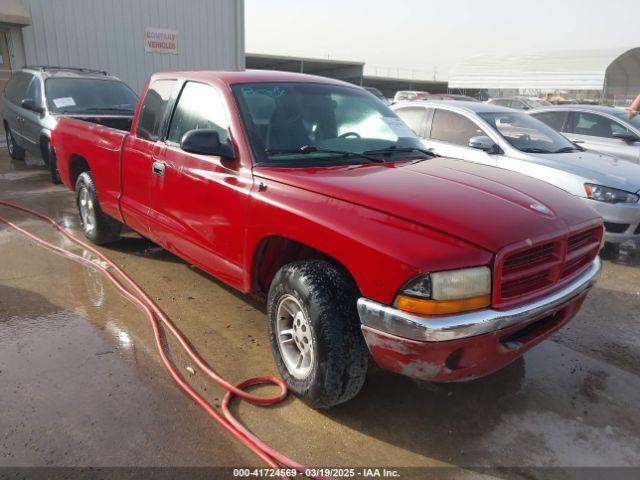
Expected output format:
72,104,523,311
136,79,177,141
167,82,230,144
429,109,485,146
394,107,427,136
4,72,33,105
509,100,526,109
531,111,568,132
569,112,630,139
24,77,42,105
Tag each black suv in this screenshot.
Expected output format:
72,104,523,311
2,66,137,182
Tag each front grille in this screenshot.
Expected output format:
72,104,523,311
604,222,630,234
495,226,602,308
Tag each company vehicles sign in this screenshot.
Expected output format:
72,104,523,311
144,28,178,54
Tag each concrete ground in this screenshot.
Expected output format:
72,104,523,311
1,149,639,479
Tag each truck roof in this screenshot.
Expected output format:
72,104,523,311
148,69,357,88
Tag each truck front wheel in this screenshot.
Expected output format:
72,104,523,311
75,172,122,245
267,260,369,409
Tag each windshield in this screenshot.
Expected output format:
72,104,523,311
45,78,138,114
232,82,425,165
479,111,576,153
524,99,551,109
612,111,640,130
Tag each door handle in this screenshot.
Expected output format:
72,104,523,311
152,161,165,176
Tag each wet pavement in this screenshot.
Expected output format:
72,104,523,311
0,149,639,478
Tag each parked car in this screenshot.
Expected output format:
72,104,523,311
2,66,138,183
393,100,640,245
486,96,551,110
53,71,602,408
363,86,390,105
392,90,429,103
530,105,640,164
419,93,479,102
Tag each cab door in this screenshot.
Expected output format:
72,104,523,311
20,76,45,156
149,81,250,288
120,79,177,235
3,71,32,149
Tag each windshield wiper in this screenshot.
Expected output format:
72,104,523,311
519,147,553,153
554,146,584,153
362,146,438,158
82,107,135,114
265,145,383,163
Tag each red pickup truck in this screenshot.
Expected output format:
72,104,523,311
53,70,603,408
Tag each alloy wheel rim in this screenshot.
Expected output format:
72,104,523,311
275,294,314,379
6,130,13,156
79,187,96,234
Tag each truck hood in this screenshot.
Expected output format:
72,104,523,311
254,157,601,253
515,149,640,194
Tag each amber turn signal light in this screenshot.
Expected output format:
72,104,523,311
395,294,491,316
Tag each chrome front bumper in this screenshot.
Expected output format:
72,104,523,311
357,257,601,342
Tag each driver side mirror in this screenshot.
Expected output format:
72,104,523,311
612,131,640,143
21,98,44,114
469,135,499,153
180,129,236,159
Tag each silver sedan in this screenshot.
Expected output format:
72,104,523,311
530,105,640,164
392,100,640,244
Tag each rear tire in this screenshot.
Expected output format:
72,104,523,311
5,127,26,161
75,172,122,245
267,260,369,409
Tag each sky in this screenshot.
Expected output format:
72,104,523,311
246,0,640,80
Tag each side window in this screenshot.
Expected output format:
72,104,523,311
136,79,177,141
509,100,525,109
5,72,33,104
570,112,629,139
394,107,427,136
167,82,229,144
24,77,43,105
430,109,485,146
531,111,567,132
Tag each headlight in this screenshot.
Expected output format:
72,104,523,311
395,267,491,316
584,184,639,204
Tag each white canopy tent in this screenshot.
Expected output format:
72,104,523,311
449,47,640,103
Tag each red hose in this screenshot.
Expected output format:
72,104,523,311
0,200,324,480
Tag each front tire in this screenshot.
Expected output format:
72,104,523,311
75,172,122,245
5,127,26,161
267,260,369,409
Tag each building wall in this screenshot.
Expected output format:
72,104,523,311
18,0,244,93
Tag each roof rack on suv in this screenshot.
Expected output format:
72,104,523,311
23,65,109,76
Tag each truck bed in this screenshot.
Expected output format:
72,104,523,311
54,116,130,222
65,114,133,132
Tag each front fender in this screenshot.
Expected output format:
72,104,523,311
245,178,492,305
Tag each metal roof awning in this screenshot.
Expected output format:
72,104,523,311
449,48,638,91
0,0,31,26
